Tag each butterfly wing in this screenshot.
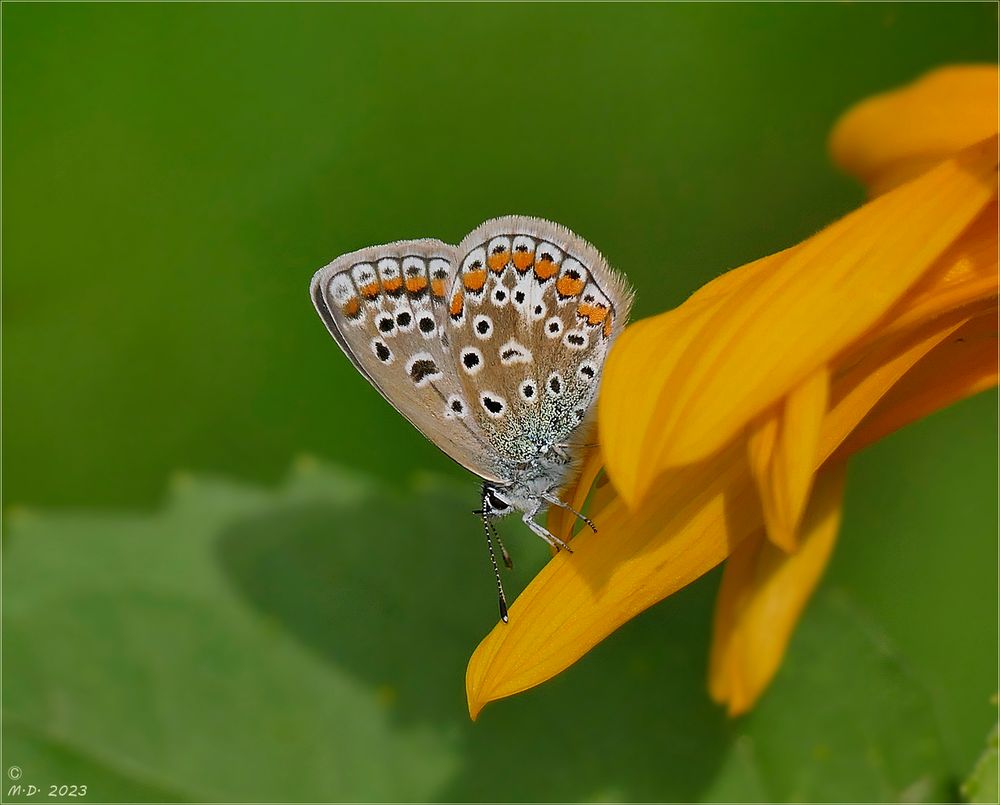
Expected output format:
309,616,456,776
444,216,634,465
311,238,507,483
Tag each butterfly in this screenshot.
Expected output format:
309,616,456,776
310,216,634,622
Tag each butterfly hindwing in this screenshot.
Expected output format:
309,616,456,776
446,216,634,466
311,238,506,483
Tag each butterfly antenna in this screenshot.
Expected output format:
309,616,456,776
487,517,514,570
481,507,509,623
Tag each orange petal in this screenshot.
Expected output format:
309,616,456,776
467,308,993,718
708,464,846,716
880,199,998,341
748,368,830,552
820,317,968,464
835,312,998,460
599,293,728,502
468,308,994,719
466,441,760,719
830,65,999,196
601,136,998,506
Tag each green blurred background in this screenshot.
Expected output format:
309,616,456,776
3,3,997,802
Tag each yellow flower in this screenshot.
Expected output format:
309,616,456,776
466,66,999,720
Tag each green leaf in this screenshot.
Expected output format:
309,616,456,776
962,720,999,803
1,462,969,801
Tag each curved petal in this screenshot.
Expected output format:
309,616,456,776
601,136,998,506
709,464,846,716
467,93,999,722
824,201,998,460
599,293,732,502
748,367,830,552
835,312,998,460
466,442,760,720
821,317,969,464
830,65,999,195
880,199,998,340
467,308,994,719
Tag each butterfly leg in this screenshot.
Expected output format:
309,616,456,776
540,491,598,533
521,511,574,554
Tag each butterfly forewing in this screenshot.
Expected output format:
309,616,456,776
446,216,634,466
311,238,506,482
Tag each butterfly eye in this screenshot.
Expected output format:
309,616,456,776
486,490,510,512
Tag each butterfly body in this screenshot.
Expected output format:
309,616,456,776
311,216,633,620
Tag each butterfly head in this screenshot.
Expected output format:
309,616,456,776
477,482,514,519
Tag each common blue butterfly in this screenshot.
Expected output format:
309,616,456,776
311,216,633,621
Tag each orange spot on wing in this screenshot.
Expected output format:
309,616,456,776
449,288,465,318
463,269,488,292
603,312,613,338
534,259,559,281
382,277,403,295
577,303,609,326
513,250,534,272
556,274,586,298
360,282,380,300
487,251,511,273
341,297,361,319
406,276,428,294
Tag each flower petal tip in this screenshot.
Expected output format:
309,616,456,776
466,624,507,721
467,698,484,722
830,65,999,194
466,679,486,723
